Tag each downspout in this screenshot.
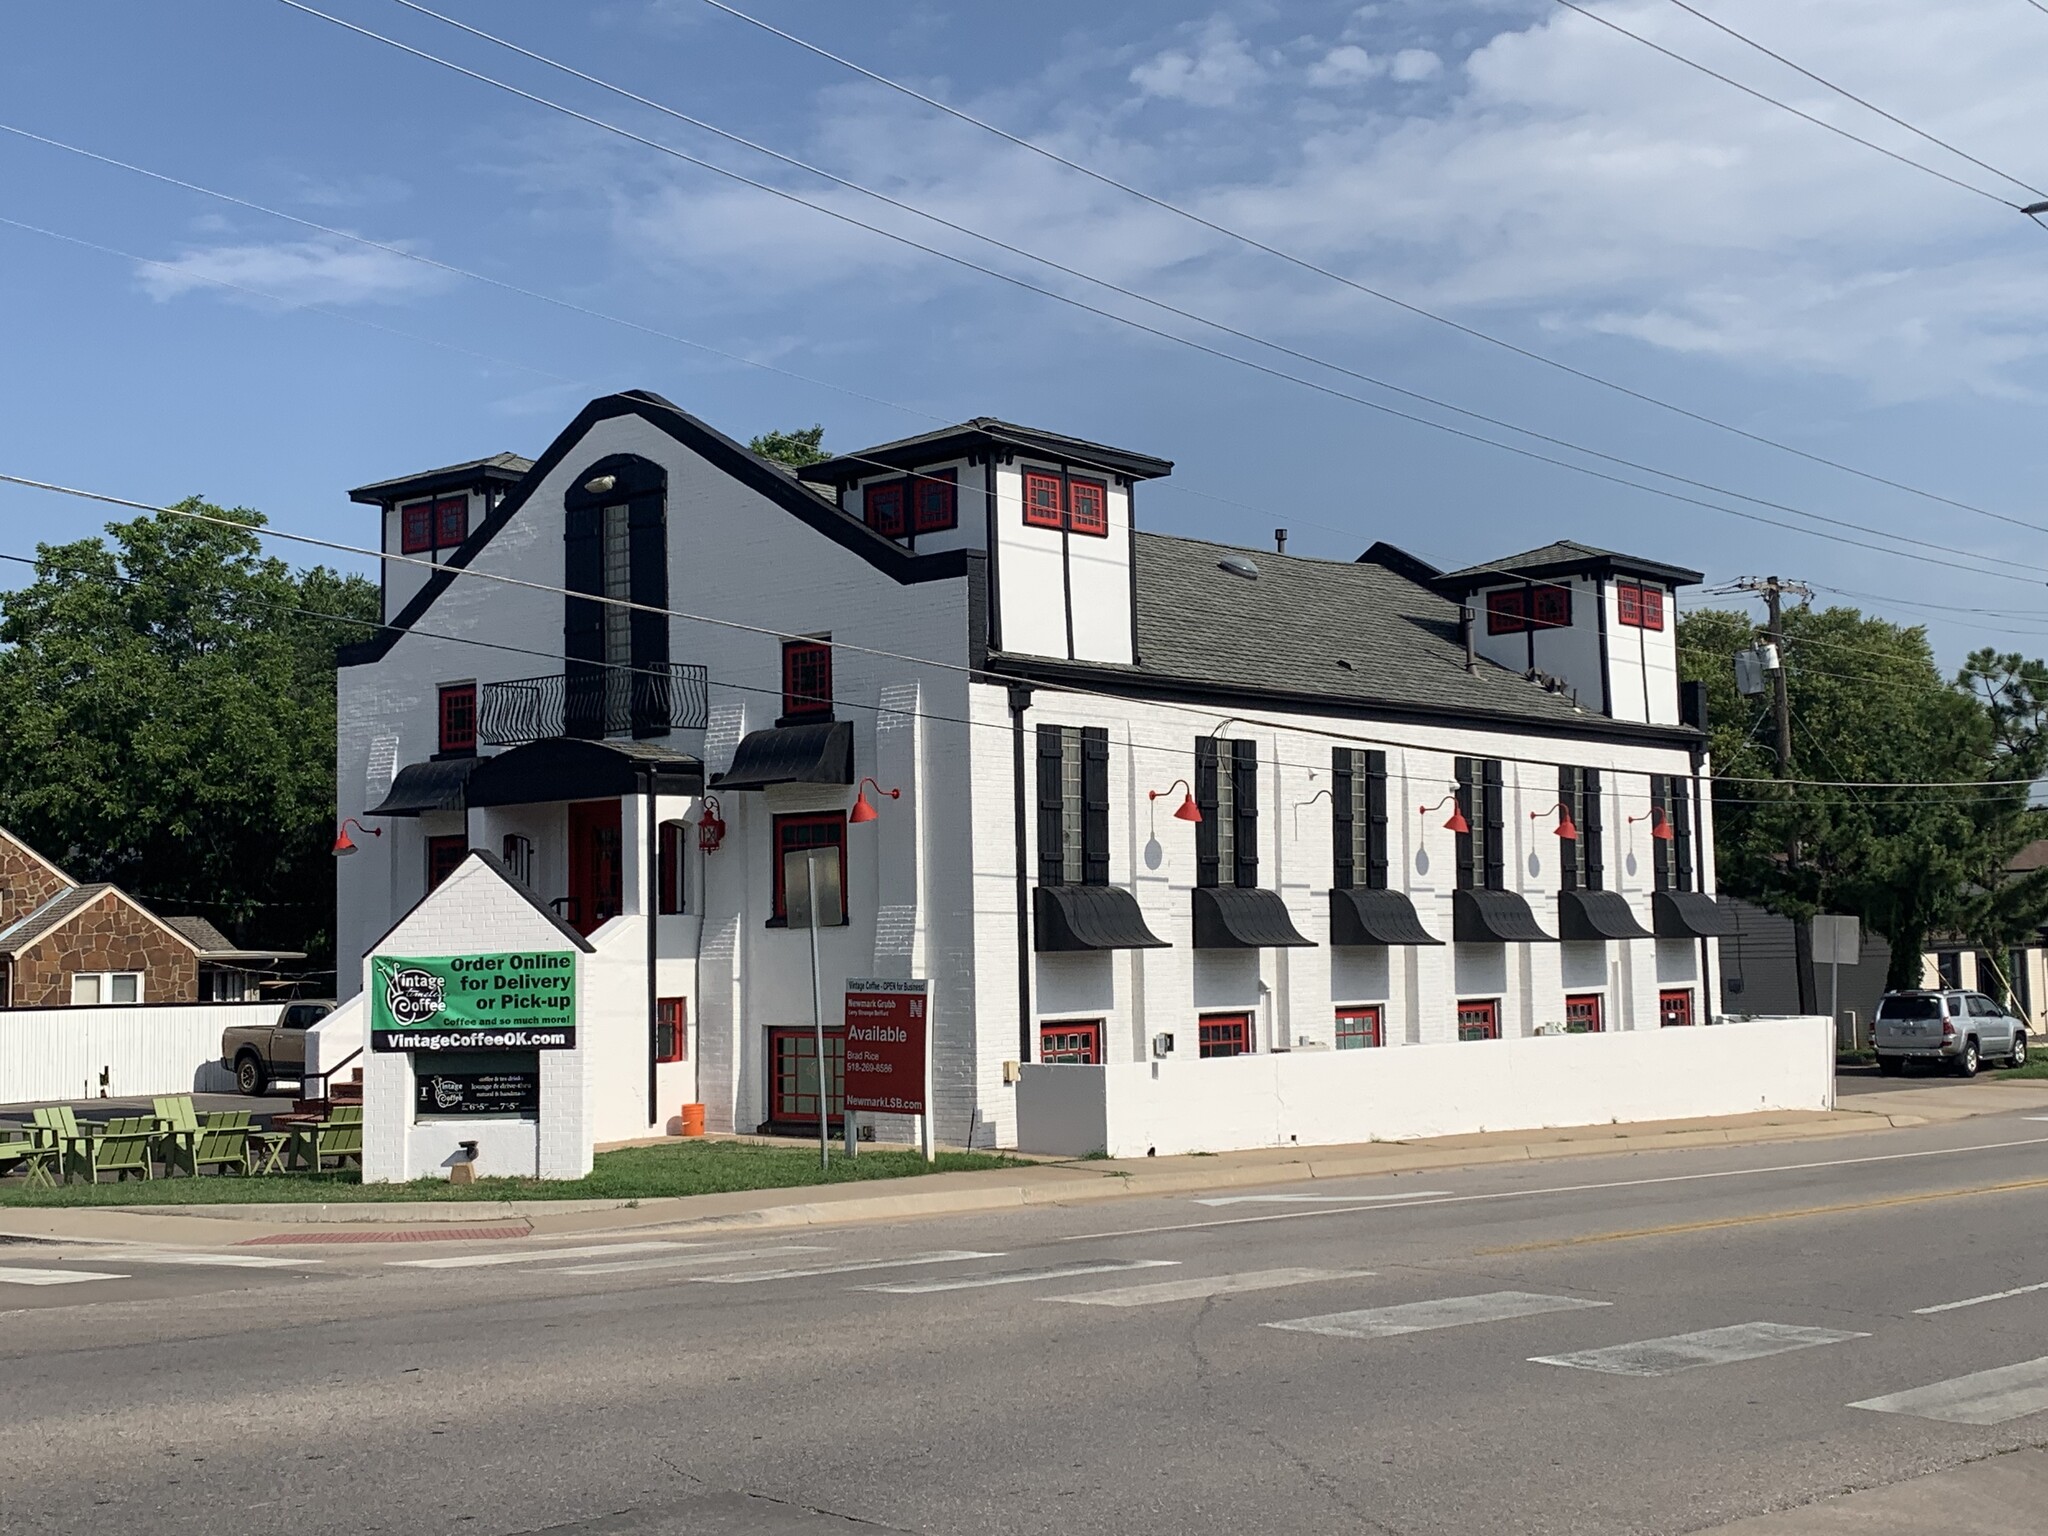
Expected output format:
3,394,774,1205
1009,682,1035,1065
1691,751,1711,1022
646,769,659,1129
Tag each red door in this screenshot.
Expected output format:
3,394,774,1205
567,799,623,937
768,1026,844,1129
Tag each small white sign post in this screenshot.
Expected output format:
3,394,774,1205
1813,914,1861,1048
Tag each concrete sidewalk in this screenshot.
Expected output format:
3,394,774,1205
8,1081,2048,1250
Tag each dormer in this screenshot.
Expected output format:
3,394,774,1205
349,453,533,623
800,419,1172,665
1437,541,1703,726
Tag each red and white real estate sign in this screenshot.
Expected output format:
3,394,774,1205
842,977,930,1116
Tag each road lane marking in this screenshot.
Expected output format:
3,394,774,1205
110,1252,321,1269
1916,1280,2048,1314
1533,1322,1865,1377
1193,1191,1451,1207
861,1260,1177,1295
0,1267,129,1286
554,1246,831,1275
390,1242,702,1270
1265,1291,1608,1340
1851,1358,2048,1425
691,1251,1003,1284
1055,1135,2048,1245
1047,1267,1374,1307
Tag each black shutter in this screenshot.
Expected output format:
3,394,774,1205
1331,749,1354,891
1558,766,1580,892
563,503,604,739
1483,760,1505,892
1454,757,1475,890
1232,739,1259,889
1674,777,1694,889
627,494,669,738
1584,768,1605,891
1365,750,1389,891
1081,728,1110,886
1651,776,1672,891
1195,738,1220,889
1036,725,1065,886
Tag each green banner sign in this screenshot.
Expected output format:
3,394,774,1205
370,952,577,1052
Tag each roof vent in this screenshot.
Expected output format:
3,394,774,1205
1218,554,1260,581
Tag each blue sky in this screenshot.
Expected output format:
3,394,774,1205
3,0,2047,665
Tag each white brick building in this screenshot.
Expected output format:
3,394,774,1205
335,389,1731,1163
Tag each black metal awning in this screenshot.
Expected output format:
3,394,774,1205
465,736,702,809
367,757,483,817
1654,890,1735,939
1035,885,1170,952
1557,889,1654,941
710,720,854,791
1453,889,1557,943
1329,888,1442,946
1193,887,1316,949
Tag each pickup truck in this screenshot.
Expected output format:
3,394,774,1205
221,1000,336,1094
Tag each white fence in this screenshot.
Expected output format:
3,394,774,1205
1016,1017,1835,1158
0,1004,277,1105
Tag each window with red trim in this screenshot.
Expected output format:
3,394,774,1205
1457,999,1500,1041
1039,1020,1101,1063
434,495,468,548
438,683,477,755
426,835,467,892
656,997,687,1062
1198,1012,1253,1058
1336,1005,1383,1049
911,470,957,533
400,501,434,554
1067,477,1108,537
1023,470,1064,529
658,822,687,915
1565,994,1604,1033
772,812,847,923
781,639,832,721
1486,589,1526,635
1531,584,1571,629
1616,583,1641,627
1659,988,1695,1028
865,481,906,538
1637,585,1665,630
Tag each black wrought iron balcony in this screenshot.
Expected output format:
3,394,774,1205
479,664,709,745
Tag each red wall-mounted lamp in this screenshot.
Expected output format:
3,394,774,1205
1530,801,1579,840
332,817,382,858
1148,779,1202,823
1419,792,1469,835
850,777,901,824
1627,805,1676,840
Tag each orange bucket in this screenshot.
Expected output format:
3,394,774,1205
679,1103,707,1137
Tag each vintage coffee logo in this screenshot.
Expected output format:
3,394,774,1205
386,966,446,1026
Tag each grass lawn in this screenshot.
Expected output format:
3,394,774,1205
0,1141,1023,1207
1996,1058,2048,1081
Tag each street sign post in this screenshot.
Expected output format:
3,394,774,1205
844,977,933,1162
1812,915,1861,1047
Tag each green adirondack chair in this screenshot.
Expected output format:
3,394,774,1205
154,1099,253,1177
64,1116,157,1184
292,1103,364,1172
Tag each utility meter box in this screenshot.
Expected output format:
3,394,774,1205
1151,1032,1175,1058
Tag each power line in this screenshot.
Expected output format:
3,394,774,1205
692,0,2039,532
263,2,2048,585
1660,0,2048,202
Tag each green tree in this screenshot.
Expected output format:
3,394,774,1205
0,501,377,971
1681,605,2048,990
748,425,828,468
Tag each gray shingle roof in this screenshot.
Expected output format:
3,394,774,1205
0,884,110,956
160,915,236,953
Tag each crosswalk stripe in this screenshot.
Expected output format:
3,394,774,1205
1533,1322,1865,1377
1046,1267,1373,1307
860,1260,1177,1295
1193,1191,1451,1207
0,1267,129,1287
109,1252,319,1269
1851,1357,2048,1425
690,1251,1004,1285
1265,1291,1609,1340
389,1241,701,1270
553,1245,831,1276
1915,1280,2048,1314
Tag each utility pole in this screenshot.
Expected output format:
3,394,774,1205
1736,576,1816,1014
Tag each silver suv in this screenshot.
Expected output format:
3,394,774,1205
1872,990,2027,1077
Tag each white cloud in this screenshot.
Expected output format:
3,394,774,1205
1130,18,1265,107
136,239,445,308
1389,48,1442,82
1307,45,1379,88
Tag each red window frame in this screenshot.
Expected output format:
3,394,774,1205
772,812,847,923
656,997,687,1063
400,501,435,555
1039,1020,1101,1064
1486,589,1526,635
425,834,467,892
657,822,686,915
1637,585,1665,630
438,683,477,755
433,495,468,548
1067,476,1109,537
1565,993,1604,1034
865,481,906,538
911,470,958,534
1616,583,1641,627
1457,999,1500,1041
1198,1012,1253,1058
781,639,833,721
1023,470,1065,529
1659,988,1695,1028
1336,1005,1383,1050
1531,584,1571,629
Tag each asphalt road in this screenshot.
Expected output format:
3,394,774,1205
7,1112,2048,1535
